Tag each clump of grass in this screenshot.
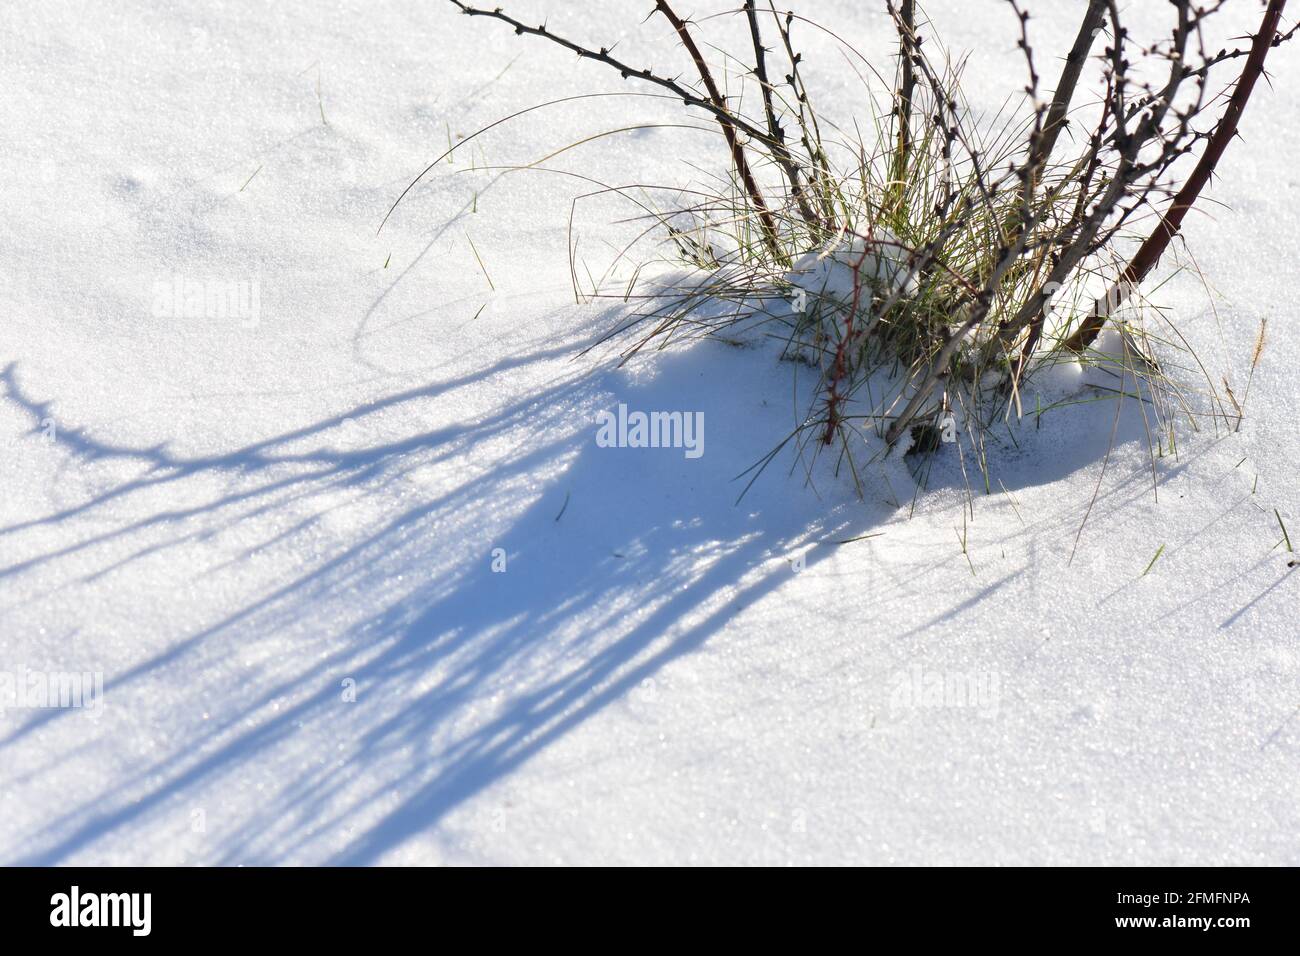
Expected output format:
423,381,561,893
397,0,1294,495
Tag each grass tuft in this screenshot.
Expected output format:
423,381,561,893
401,0,1294,498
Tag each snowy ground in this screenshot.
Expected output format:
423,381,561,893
1,1,1297,865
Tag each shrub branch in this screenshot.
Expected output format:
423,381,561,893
1061,0,1289,353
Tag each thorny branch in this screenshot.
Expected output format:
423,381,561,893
440,0,1296,457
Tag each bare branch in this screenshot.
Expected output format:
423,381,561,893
1062,0,1288,352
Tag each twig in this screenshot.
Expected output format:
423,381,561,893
444,0,801,257
652,1,782,256
1027,0,1106,195
744,0,820,230
1062,0,1289,352
887,0,916,215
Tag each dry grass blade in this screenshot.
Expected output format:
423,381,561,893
420,0,1294,511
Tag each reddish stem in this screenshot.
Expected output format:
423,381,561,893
1062,0,1288,353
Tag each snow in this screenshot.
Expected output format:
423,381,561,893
0,0,1297,865
789,227,920,304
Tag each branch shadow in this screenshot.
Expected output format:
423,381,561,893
0,310,883,864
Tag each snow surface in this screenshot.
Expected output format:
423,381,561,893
0,0,1297,865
